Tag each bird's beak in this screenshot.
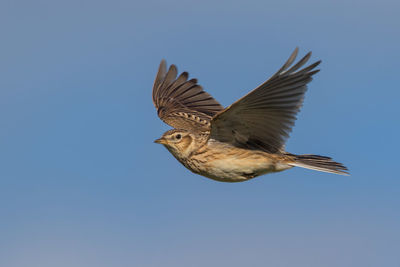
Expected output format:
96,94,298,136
154,138,167,145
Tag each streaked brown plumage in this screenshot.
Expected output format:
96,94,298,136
153,48,348,182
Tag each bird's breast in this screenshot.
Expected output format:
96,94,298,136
186,141,291,182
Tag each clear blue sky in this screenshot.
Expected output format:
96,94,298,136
1,0,399,266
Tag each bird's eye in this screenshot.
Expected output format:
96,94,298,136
175,134,182,140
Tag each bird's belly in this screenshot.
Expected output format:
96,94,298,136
191,153,291,182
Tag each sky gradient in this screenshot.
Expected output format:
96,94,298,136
1,0,399,266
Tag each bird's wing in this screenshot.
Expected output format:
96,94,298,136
152,60,224,131
210,48,321,153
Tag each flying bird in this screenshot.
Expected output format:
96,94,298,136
153,48,348,182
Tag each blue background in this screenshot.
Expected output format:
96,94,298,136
1,0,399,266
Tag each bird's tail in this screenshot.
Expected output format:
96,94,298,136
288,154,349,175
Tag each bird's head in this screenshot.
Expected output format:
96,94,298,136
154,129,195,158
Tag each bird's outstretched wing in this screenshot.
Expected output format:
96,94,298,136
210,48,321,153
152,60,224,131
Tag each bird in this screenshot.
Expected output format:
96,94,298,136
152,48,348,182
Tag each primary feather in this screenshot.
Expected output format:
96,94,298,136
210,47,321,153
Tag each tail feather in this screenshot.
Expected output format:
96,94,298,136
289,154,349,175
